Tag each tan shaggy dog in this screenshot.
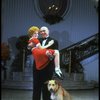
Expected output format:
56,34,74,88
45,80,72,100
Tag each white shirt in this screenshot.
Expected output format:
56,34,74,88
42,36,49,46
42,39,47,46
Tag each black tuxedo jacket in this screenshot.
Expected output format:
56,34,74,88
33,36,59,100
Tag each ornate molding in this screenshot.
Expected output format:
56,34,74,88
34,0,71,24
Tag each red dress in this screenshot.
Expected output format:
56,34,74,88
28,38,55,70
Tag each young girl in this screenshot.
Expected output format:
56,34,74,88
27,26,63,79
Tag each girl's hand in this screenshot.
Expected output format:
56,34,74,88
27,42,34,49
48,40,54,45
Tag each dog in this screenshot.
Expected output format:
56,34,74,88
45,80,72,100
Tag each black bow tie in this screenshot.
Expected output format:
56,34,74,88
42,38,48,40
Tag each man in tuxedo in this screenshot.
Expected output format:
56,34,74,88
32,26,59,100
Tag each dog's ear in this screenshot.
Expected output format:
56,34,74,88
44,80,49,84
55,80,61,86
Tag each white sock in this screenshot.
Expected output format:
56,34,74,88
55,67,62,74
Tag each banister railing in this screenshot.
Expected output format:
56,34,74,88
60,33,99,74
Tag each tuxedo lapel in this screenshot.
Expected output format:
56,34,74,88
45,37,51,45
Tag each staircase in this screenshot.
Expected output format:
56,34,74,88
1,55,33,90
1,33,99,90
53,69,96,90
60,33,98,73
1,68,96,90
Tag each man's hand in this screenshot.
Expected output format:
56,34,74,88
46,51,54,60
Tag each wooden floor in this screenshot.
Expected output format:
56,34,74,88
1,88,99,100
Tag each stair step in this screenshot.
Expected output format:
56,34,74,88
1,71,96,90
12,72,33,81
1,79,95,90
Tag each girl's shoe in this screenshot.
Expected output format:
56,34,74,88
55,68,64,80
